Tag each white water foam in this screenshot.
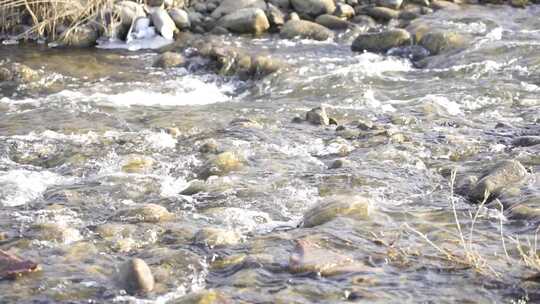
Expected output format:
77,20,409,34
97,36,173,51
332,52,412,79
144,131,177,150
1,77,234,108
0,169,68,207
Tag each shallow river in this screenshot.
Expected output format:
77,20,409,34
1,5,540,304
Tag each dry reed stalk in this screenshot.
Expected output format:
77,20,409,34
0,0,116,41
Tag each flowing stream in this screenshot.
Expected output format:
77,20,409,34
1,5,539,304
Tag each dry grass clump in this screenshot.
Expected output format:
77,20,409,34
0,0,133,41
402,169,540,282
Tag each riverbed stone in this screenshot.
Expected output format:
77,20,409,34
352,29,411,53
291,0,336,17
169,8,191,30
306,106,330,125
115,1,146,27
175,290,231,304
280,20,335,41
469,160,529,203
419,31,467,55
270,0,292,9
194,227,242,247
62,24,99,48
211,0,266,19
198,151,244,179
430,0,461,10
315,14,351,30
302,195,372,227
115,204,174,223
335,3,356,19
267,3,286,28
154,52,186,68
151,8,177,40
377,0,403,9
218,8,270,34
118,258,154,294
351,15,377,27
363,7,400,21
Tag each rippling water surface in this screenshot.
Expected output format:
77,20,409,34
1,5,539,303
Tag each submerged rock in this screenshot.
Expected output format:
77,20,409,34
291,0,336,17
198,151,244,179
34,223,82,244
306,106,330,125
218,8,270,34
329,159,351,169
302,195,372,227
0,250,40,280
289,239,375,276
513,136,540,147
280,20,334,41
115,204,174,223
118,258,154,294
419,31,467,55
194,227,242,247
351,29,411,53
469,160,528,203
154,52,186,68
0,63,39,83
175,290,231,304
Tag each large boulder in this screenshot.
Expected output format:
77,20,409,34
115,1,146,27
351,29,411,53
62,24,98,47
269,0,291,9
211,0,266,19
419,31,467,55
267,3,286,28
169,8,191,30
469,160,529,203
150,8,177,39
218,8,270,34
290,0,336,17
280,20,334,41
